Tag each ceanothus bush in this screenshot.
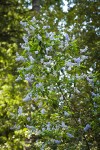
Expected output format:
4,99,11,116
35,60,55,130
15,15,100,149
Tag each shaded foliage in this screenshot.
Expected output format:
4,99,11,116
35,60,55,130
67,0,100,72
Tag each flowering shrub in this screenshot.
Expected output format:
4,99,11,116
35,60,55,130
15,15,100,149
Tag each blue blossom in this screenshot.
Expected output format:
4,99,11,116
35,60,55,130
80,46,88,53
81,55,88,60
25,77,32,83
24,27,29,32
25,74,34,83
38,102,42,108
61,121,68,129
65,33,70,41
58,41,64,48
25,65,33,71
23,92,32,102
67,133,74,138
73,57,81,64
16,53,25,62
34,95,39,101
31,104,35,110
91,92,97,97
46,32,55,40
45,55,52,59
41,109,46,114
26,125,34,129
46,122,51,130
18,106,23,115
42,127,46,131
25,46,30,51
78,118,81,123
40,59,44,63
31,16,36,22
60,67,65,73
20,21,27,26
23,35,28,43
93,102,98,108
43,26,50,29
20,43,30,50
46,32,49,38
16,56,25,62
29,55,35,63
36,82,42,88
37,34,42,40
35,129,41,135
15,76,22,82
84,124,91,132
54,139,61,144
74,87,80,94
29,25,35,31
35,51,39,54
60,95,64,100
66,61,74,67
10,125,20,130
27,117,31,121
45,47,49,54
64,111,69,116
86,77,93,85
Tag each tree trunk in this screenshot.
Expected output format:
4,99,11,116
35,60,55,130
32,0,40,12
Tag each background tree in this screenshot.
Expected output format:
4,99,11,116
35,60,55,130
66,0,100,148
67,0,100,72
0,0,30,148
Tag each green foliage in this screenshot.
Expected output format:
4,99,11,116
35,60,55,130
0,0,99,149
15,11,100,149
0,0,30,149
